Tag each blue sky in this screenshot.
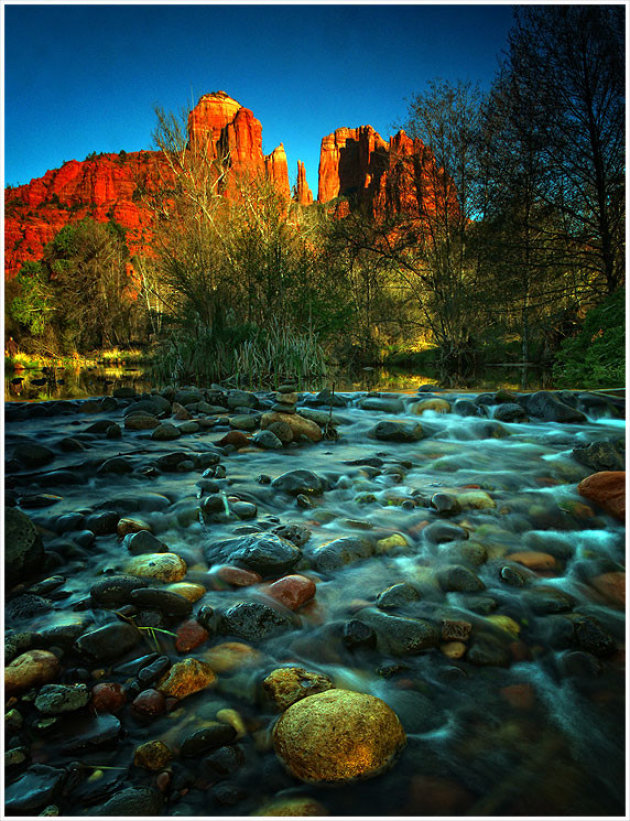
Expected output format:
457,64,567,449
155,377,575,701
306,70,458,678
4,4,515,196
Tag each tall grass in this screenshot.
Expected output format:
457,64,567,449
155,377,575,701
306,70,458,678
151,320,328,389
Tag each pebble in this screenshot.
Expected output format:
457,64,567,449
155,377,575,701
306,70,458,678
131,688,166,718
90,682,126,713
203,641,263,673
133,740,174,770
370,420,424,442
578,471,626,521
5,650,61,696
210,533,302,578
273,689,406,782
129,587,193,618
266,574,316,610
263,667,334,711
271,469,325,496
261,411,322,442
175,619,210,652
252,797,328,816
5,507,45,586
156,657,217,699
180,722,237,756
221,601,297,641
34,683,90,714
124,552,187,583
75,621,141,661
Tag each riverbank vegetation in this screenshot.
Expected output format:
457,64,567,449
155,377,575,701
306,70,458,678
6,7,624,389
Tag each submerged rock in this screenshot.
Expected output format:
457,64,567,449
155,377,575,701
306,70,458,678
221,601,297,641
577,471,625,521
273,689,406,783
370,420,424,442
207,532,302,578
5,506,45,586
5,649,61,696
263,666,334,711
124,552,187,582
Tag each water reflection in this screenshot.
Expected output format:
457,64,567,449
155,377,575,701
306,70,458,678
5,363,553,403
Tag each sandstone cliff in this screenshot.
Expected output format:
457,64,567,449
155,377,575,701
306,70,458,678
295,160,313,206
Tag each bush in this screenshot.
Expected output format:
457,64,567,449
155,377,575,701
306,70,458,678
553,288,625,388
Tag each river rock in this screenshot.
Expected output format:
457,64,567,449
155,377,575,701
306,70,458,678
589,572,625,608
74,622,141,661
5,650,61,696
131,688,166,718
157,657,217,699
273,689,406,783
377,582,421,609
267,420,294,443
175,619,210,653
124,411,161,430
457,490,495,510
208,533,302,578
572,440,625,472
253,797,328,816
180,722,237,756
359,396,405,413
436,565,485,593
358,610,440,655
5,764,67,815
370,420,424,442
272,469,325,496
13,442,56,468
412,398,451,414
313,537,374,572
129,587,193,618
92,786,163,816
423,520,469,543
203,641,262,673
123,530,168,555
521,586,576,614
577,471,625,521
91,682,127,713
266,575,316,610
521,391,586,423
35,683,90,714
221,602,297,641
262,411,322,442
5,506,45,586
152,422,181,441
252,430,283,449
493,403,529,423
134,740,174,770
90,574,149,607
263,666,334,711
124,552,187,582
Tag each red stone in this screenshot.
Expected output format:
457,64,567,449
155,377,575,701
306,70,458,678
217,430,250,448
578,471,625,522
131,688,166,718
266,574,316,610
216,565,262,587
90,681,127,713
175,619,210,653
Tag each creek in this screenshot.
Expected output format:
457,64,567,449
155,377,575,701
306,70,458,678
4,385,626,816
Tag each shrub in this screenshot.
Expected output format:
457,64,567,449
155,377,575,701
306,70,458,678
553,288,625,388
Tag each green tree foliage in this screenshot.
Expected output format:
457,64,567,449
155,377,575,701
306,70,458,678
9,261,55,336
553,288,625,388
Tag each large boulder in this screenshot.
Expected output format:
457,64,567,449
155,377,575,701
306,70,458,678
577,471,625,521
273,689,406,783
5,506,45,586
261,411,322,442
521,391,586,423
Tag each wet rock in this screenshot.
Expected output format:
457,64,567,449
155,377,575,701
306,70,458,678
273,689,406,783
5,649,61,696
521,391,586,423
157,657,217,699
359,396,405,413
13,442,56,468
466,635,512,667
175,619,210,652
5,631,36,663
216,565,263,587
267,420,294,444
267,574,316,610
203,641,262,673
92,786,163,816
457,490,495,510
359,610,440,655
84,510,119,535
589,572,625,608
453,398,485,417
230,413,259,431
499,562,536,587
131,688,166,718
209,533,302,578
35,683,90,714
263,666,334,711
90,682,126,713
221,602,297,641
412,398,451,414
5,764,67,814
522,586,576,614
56,712,121,753
252,430,283,449
137,655,171,685
218,430,250,448
75,622,141,661
381,689,443,733
6,593,51,621
180,722,237,756
252,797,328,816
90,574,149,607
436,565,485,593
370,420,424,442
313,537,374,572
505,551,558,571
124,411,161,430
577,471,625,521
152,422,181,441
572,616,617,657
156,451,195,471
377,582,421,609
493,403,529,423
261,411,322,442
124,552,187,582
342,619,377,650
272,523,311,547
123,530,167,555
5,506,45,586
98,456,134,474
430,493,460,516
134,740,174,770
572,440,625,472
129,587,193,618
272,469,326,496
424,520,469,544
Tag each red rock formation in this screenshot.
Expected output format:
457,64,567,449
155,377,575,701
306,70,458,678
5,92,291,279
295,160,313,206
317,124,458,222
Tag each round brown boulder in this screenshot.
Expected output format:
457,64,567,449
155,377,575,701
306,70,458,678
272,688,406,783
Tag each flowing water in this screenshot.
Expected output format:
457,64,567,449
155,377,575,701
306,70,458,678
4,387,626,816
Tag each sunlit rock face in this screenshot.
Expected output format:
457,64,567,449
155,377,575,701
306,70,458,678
296,160,313,205
317,124,459,220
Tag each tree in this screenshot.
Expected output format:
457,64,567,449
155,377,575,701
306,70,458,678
504,6,625,295
9,261,55,338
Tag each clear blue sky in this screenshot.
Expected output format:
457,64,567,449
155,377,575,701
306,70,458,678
4,3,515,195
